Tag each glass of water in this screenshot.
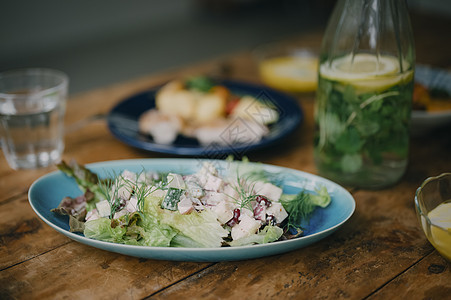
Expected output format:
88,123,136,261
0,68,68,169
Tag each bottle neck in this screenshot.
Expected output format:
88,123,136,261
321,0,414,69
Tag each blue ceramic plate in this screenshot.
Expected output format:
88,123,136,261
29,159,355,261
106,80,303,156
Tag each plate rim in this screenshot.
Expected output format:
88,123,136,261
28,158,356,261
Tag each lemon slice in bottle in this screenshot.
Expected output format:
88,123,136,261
428,202,451,260
259,55,318,92
320,53,413,92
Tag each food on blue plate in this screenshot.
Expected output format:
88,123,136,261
138,76,279,145
52,159,331,248
413,82,451,112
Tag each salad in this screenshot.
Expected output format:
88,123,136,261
51,159,331,248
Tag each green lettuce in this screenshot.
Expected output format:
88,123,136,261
227,225,283,247
84,212,177,247
143,192,228,248
124,219,177,247
84,218,126,243
169,234,205,248
160,209,229,248
309,186,331,208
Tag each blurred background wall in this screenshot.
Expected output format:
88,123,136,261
0,0,450,95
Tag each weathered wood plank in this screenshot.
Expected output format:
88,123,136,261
0,241,213,299
368,252,451,299
0,194,70,270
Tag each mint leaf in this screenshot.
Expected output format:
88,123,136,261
334,127,363,153
340,154,362,173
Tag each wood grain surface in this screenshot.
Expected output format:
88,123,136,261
1,12,450,300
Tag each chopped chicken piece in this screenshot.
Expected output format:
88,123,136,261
167,173,186,189
211,200,234,224
138,109,183,144
203,173,224,191
203,191,228,206
86,209,100,222
266,202,288,223
178,195,194,215
223,184,239,202
252,181,283,202
231,214,261,240
126,196,139,213
96,200,111,218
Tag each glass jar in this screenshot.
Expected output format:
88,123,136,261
314,0,415,189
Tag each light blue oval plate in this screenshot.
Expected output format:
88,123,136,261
29,159,355,262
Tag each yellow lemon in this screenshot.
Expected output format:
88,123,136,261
259,56,318,92
320,53,413,92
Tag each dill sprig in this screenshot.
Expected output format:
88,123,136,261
226,160,284,210
155,172,170,187
279,186,331,232
122,169,168,212
280,191,315,231
130,170,157,213
228,172,259,212
97,171,127,219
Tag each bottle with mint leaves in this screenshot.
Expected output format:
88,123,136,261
314,0,415,189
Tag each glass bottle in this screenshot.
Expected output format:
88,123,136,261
314,0,415,189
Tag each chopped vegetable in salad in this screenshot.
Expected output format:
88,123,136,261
52,160,331,248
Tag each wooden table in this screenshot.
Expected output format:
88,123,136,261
1,12,450,300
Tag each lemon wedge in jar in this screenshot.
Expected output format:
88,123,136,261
259,56,318,92
320,53,413,92
427,202,451,261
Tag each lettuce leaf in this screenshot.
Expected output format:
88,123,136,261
84,211,177,247
142,194,230,247
84,218,126,243
51,191,93,232
309,186,331,208
143,195,164,218
143,194,228,248
160,209,229,248
227,225,283,247
133,213,177,247
170,234,205,248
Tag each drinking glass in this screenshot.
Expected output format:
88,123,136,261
415,173,451,262
0,68,68,169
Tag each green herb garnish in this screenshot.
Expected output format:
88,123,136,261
185,76,215,92
97,171,124,218
280,186,331,231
